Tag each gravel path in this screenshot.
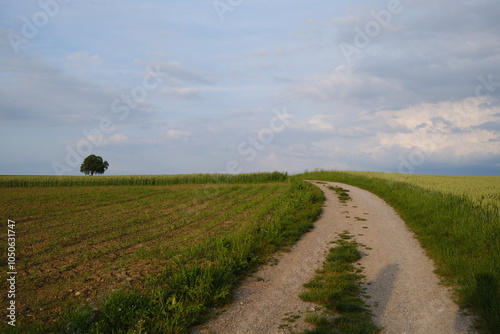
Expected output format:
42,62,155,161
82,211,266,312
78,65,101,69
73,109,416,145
193,181,477,334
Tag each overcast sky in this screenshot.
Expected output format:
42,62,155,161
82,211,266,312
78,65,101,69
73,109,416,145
1,0,499,176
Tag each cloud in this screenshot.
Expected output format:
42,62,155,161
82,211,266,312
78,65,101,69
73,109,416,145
254,63,278,71
282,0,500,116
273,76,294,83
246,47,290,58
159,62,215,86
332,14,360,25
379,130,499,157
374,98,500,158
66,51,103,65
289,114,345,135
1,1,500,176
71,132,128,158
377,98,500,131
108,133,128,143
327,0,500,107
0,56,112,126
152,61,214,100
161,87,201,99
283,65,402,108
307,114,335,131
166,129,191,140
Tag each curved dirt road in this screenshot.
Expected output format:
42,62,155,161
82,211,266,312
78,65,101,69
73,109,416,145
193,181,476,334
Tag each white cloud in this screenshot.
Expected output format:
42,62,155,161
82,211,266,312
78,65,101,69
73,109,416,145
332,14,360,25
375,98,500,157
377,97,500,130
308,114,335,131
67,51,103,65
76,132,128,151
158,61,215,85
166,129,191,140
246,47,289,58
161,87,201,99
109,133,128,143
284,65,402,104
379,129,499,157
292,114,337,132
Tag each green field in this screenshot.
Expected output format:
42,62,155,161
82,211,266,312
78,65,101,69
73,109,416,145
0,172,289,188
336,171,499,209
0,173,323,333
296,171,500,333
1,171,499,333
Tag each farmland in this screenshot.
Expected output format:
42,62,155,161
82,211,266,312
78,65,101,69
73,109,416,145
334,171,500,209
0,172,290,188
1,171,499,333
296,171,500,333
0,174,323,333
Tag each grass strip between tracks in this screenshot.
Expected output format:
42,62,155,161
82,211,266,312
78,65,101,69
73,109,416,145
299,231,380,334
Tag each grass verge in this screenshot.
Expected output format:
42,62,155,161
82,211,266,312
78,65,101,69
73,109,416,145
299,232,380,334
297,171,500,334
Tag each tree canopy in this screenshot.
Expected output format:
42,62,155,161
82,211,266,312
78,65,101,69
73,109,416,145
80,155,109,176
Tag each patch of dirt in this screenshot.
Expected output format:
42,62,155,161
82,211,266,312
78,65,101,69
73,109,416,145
193,181,477,334
20,254,164,327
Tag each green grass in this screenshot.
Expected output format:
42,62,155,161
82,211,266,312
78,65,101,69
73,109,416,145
296,171,500,334
299,232,380,334
0,175,324,333
328,186,351,203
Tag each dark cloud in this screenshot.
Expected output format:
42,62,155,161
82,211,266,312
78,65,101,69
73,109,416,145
0,43,114,126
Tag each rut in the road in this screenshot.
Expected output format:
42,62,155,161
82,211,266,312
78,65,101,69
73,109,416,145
193,181,476,334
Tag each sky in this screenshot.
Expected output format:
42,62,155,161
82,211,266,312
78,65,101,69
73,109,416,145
1,0,499,176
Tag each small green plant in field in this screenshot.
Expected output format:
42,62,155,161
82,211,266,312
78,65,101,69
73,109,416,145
296,171,500,334
299,233,380,334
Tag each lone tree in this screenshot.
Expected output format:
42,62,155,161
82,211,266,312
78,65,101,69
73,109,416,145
80,154,109,176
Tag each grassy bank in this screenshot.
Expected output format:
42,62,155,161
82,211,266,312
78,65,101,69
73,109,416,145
0,177,323,333
296,171,500,333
